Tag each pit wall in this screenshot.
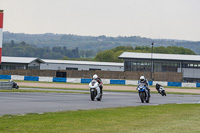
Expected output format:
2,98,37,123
0,70,182,82
0,75,198,88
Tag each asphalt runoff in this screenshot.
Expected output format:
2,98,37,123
0,90,199,116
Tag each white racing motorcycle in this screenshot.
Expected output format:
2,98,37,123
89,79,102,101
157,86,166,96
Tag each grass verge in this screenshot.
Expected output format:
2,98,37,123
0,89,89,94
0,104,199,133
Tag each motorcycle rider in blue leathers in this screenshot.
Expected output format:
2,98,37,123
138,76,150,97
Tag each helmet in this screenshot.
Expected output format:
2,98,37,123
140,76,145,82
93,74,98,79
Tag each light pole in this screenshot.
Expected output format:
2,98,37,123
151,42,154,81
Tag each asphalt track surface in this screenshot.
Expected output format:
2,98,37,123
0,89,200,116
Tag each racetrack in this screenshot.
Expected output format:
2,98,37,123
0,90,199,116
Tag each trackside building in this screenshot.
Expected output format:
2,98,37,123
0,56,123,71
1,56,44,69
119,52,200,82
40,59,124,71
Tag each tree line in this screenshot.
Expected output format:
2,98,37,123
2,41,196,62
2,41,95,59
94,46,196,62
3,32,200,54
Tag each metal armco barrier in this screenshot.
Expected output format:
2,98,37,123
0,81,12,90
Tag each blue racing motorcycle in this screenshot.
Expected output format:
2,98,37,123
137,83,150,103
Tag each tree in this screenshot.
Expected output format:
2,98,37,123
11,40,15,45
94,50,114,62
52,46,62,53
85,50,95,58
113,50,124,62
61,56,70,60
72,47,80,58
112,46,134,52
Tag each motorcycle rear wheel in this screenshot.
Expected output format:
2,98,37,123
146,91,150,103
97,92,103,101
146,97,150,103
97,96,102,101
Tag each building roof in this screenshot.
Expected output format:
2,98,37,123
42,59,123,67
1,56,123,66
119,52,200,62
2,56,44,64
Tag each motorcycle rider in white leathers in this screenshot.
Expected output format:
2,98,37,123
92,74,103,99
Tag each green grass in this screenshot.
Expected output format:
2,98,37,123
0,104,199,133
20,86,89,90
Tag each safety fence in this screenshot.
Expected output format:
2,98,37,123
0,75,198,87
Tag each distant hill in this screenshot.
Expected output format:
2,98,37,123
3,31,200,54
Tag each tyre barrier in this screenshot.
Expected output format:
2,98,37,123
0,81,12,90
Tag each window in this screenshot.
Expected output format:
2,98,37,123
56,71,66,78
66,67,78,70
124,60,181,72
89,68,101,71
125,61,131,71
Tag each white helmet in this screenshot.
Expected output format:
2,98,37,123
140,76,145,82
93,74,98,79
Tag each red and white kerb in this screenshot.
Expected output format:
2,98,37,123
0,10,3,63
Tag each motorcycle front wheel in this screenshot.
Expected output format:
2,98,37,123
139,92,145,103
162,91,166,96
90,91,95,101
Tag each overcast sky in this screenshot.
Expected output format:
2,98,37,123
1,0,200,41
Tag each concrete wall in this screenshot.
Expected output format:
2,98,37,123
182,68,200,78
0,69,182,82
153,72,182,82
